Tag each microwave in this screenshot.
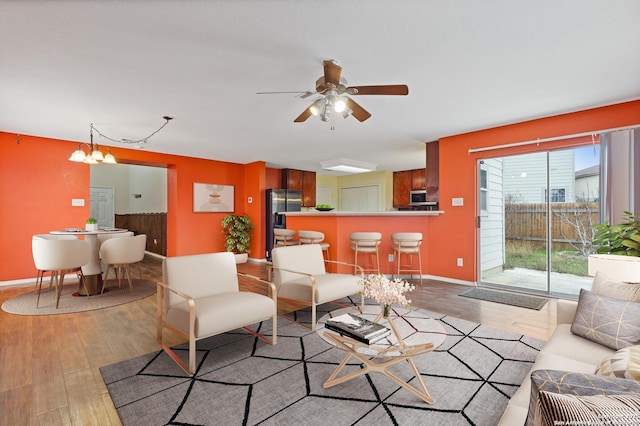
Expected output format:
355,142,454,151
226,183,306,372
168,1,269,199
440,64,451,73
410,190,436,206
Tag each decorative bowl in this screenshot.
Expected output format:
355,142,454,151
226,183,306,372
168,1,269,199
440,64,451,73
315,207,334,211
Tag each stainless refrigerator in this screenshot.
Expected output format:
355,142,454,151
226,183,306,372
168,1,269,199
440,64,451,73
266,189,301,260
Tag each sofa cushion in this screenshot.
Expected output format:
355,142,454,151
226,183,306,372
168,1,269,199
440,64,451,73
591,271,640,302
595,345,640,380
571,289,640,350
541,324,614,365
533,392,640,426
526,369,640,426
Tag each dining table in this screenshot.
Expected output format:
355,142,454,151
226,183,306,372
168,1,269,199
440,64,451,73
49,227,130,295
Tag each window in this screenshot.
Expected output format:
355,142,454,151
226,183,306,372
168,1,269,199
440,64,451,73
480,168,488,211
544,188,566,203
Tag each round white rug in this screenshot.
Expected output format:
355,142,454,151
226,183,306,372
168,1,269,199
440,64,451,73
2,279,156,315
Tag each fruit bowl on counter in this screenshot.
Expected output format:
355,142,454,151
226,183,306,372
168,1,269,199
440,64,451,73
315,204,334,212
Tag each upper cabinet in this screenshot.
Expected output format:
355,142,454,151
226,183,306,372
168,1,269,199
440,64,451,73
393,170,411,207
392,140,439,208
281,168,316,207
411,168,426,190
425,140,439,202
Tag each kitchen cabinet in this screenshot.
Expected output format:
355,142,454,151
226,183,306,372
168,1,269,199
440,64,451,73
281,168,316,207
425,140,439,202
411,169,426,190
393,170,411,207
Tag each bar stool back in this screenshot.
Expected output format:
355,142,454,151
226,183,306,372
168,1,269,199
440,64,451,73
349,232,382,275
391,232,423,284
273,229,298,248
298,230,330,260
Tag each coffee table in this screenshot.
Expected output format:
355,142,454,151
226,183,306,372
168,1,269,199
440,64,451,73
317,304,447,403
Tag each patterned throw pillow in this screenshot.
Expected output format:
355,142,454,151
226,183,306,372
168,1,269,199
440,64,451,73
596,345,640,380
534,392,640,426
591,271,640,302
526,369,640,426
570,289,640,350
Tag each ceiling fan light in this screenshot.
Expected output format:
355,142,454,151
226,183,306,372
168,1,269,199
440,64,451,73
333,97,346,113
320,105,331,122
309,98,324,116
341,107,353,119
69,145,87,162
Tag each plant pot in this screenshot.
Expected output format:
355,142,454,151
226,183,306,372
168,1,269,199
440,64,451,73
234,253,248,264
85,223,98,231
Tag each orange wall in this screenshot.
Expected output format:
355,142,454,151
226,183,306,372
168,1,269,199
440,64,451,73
433,100,640,282
2,100,639,283
0,132,265,281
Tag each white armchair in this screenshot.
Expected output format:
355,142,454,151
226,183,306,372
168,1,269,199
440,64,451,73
157,252,277,375
271,244,364,330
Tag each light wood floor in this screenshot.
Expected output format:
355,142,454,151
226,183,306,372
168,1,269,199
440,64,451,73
0,255,558,425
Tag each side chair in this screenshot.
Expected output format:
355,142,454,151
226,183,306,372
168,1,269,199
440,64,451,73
271,244,364,330
157,252,277,375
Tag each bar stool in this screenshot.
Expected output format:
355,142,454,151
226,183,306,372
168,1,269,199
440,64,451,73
273,229,298,248
298,230,330,260
391,232,423,284
349,232,382,275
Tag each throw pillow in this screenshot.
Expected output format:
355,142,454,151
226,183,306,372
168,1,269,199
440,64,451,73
570,289,640,350
595,345,640,380
591,271,640,302
534,391,640,426
526,369,640,426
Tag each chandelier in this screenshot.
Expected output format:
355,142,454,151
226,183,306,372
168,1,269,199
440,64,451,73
68,124,117,164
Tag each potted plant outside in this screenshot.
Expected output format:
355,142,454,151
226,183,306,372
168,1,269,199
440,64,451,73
592,211,640,257
86,217,98,231
221,214,254,263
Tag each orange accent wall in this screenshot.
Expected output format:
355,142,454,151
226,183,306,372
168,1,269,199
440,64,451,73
433,100,640,282
2,100,638,283
0,132,255,281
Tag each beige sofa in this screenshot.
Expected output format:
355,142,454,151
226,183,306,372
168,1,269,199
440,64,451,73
498,299,616,425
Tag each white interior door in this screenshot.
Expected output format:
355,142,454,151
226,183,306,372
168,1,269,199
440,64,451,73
90,186,115,228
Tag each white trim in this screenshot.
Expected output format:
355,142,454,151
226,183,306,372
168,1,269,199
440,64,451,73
468,124,639,154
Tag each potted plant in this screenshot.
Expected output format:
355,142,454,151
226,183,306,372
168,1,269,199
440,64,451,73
221,214,254,263
86,217,98,231
592,211,640,257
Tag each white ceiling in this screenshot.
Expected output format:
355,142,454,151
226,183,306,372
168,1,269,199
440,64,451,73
1,1,639,174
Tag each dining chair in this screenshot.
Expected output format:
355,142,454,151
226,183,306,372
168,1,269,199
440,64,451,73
97,231,134,247
100,234,147,294
31,237,90,308
31,234,80,293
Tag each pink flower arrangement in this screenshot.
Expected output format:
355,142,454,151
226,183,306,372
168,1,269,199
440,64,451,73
360,274,415,307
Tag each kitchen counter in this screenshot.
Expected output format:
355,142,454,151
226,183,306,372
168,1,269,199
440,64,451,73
282,210,444,275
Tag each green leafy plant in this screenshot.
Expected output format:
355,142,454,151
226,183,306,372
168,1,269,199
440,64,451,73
221,214,254,254
86,217,98,224
592,211,640,257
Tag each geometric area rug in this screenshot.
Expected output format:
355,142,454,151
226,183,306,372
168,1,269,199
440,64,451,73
100,298,545,426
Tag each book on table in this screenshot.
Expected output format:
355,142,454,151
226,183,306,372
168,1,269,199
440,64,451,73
324,313,391,344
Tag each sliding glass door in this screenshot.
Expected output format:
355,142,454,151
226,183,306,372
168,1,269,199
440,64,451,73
478,146,598,297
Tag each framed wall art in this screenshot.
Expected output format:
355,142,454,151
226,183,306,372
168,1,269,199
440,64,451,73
193,183,234,212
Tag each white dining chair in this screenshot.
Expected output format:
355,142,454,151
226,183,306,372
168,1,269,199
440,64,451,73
100,234,147,294
32,237,91,308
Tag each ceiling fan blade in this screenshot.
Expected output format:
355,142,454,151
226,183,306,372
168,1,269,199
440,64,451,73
345,98,372,122
347,85,409,96
293,107,313,123
323,60,342,88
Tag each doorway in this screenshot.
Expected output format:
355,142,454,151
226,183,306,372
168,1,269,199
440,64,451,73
478,146,598,297
90,186,115,228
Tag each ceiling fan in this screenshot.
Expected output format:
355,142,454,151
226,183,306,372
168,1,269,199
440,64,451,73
258,60,408,125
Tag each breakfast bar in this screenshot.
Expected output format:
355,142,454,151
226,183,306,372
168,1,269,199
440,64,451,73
284,210,444,276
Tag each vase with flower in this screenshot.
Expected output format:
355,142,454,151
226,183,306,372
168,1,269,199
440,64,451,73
359,274,415,341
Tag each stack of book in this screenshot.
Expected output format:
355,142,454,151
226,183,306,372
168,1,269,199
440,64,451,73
324,313,391,344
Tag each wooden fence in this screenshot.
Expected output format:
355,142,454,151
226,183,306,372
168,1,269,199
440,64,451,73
505,202,599,251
